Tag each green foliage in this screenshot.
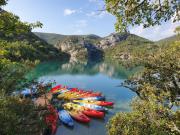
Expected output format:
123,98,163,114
0,11,42,38
174,26,180,35
35,32,101,45
0,92,46,135
157,34,180,45
107,41,180,135
0,58,28,94
0,0,8,6
0,1,64,134
125,41,180,100
104,34,157,66
107,85,180,135
105,0,180,32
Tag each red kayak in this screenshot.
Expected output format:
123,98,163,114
50,85,62,92
70,88,101,96
64,103,104,119
83,108,104,118
45,105,58,135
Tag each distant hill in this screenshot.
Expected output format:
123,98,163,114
157,35,180,45
34,32,101,45
33,32,155,62
34,32,66,45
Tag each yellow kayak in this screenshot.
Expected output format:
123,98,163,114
64,103,104,118
72,100,114,106
64,103,90,123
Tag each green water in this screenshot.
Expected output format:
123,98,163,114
29,60,140,135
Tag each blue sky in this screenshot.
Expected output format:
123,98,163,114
3,0,180,41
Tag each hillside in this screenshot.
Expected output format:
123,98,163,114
34,31,179,65
34,32,155,62
34,32,101,45
157,35,180,45
34,32,66,45
0,32,69,62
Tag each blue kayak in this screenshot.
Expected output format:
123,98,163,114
21,88,37,96
76,102,108,112
58,110,74,127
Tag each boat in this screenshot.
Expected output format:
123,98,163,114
50,85,62,92
76,96,105,101
44,105,58,135
52,88,69,94
57,91,101,100
63,104,90,123
58,109,74,127
64,103,104,118
72,100,114,106
51,85,101,96
76,102,108,112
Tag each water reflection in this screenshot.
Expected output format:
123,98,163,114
28,60,139,135
28,60,141,80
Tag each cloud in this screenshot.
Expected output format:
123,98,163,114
130,21,180,41
64,9,76,16
88,0,105,9
86,11,110,18
89,0,98,2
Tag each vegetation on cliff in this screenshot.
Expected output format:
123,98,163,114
105,0,180,134
0,1,68,134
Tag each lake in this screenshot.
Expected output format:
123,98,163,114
28,60,140,135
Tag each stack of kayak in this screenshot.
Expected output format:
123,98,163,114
50,85,114,127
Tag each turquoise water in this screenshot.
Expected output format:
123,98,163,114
29,60,139,135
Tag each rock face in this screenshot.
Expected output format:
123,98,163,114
55,36,103,61
97,33,129,49
55,33,130,60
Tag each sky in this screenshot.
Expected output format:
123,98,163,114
3,0,180,41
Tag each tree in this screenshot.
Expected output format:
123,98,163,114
107,41,180,135
105,0,180,32
0,0,8,6
107,84,180,135
122,41,180,100
174,26,180,35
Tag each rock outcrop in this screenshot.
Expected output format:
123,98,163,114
55,36,103,61
96,33,129,49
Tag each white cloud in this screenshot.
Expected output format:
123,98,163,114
89,0,98,2
130,21,180,41
64,9,76,16
86,11,110,18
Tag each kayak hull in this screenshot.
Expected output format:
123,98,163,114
73,100,114,106
58,110,74,127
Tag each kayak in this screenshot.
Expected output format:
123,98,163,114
73,100,114,106
70,89,101,96
76,96,105,101
52,88,69,94
58,109,74,127
45,105,58,135
64,105,90,123
57,91,101,100
64,103,104,118
50,85,62,92
76,102,108,112
21,88,37,97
